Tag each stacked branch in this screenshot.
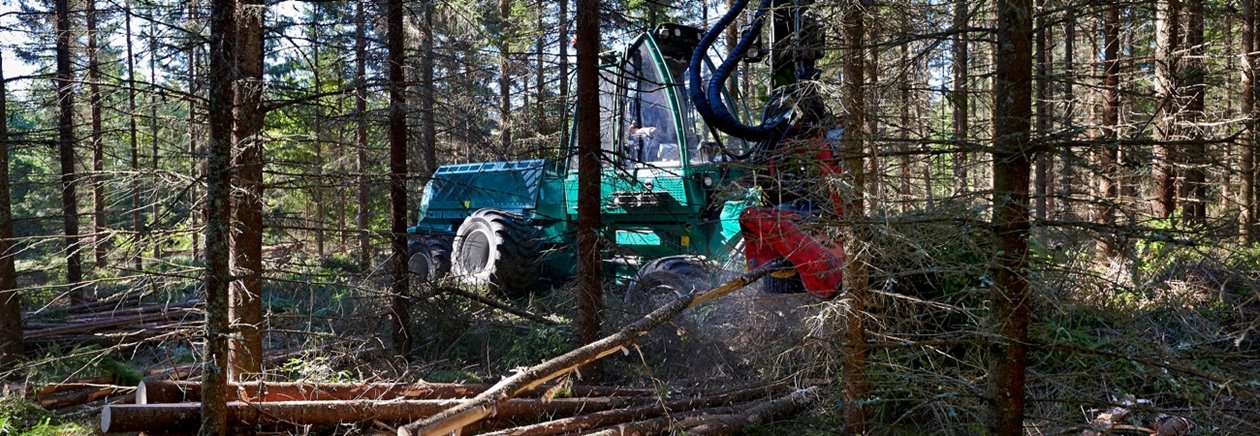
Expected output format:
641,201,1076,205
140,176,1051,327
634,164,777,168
396,259,790,436
99,261,818,434
23,300,202,344
103,381,810,434
17,375,135,410
136,380,657,404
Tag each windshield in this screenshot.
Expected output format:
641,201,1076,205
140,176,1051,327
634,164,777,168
621,42,681,167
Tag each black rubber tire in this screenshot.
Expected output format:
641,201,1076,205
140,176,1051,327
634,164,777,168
451,208,541,296
624,256,712,316
408,235,453,283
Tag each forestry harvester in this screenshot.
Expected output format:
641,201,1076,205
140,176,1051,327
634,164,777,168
406,0,847,301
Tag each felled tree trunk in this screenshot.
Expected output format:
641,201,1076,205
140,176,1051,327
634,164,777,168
481,383,790,436
395,260,788,436
137,380,654,404
102,397,652,433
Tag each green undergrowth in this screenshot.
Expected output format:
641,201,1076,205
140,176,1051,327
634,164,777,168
0,397,92,436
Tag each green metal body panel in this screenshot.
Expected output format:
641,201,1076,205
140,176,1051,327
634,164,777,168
409,25,751,281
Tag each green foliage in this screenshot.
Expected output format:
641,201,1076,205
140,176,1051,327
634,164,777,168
278,355,354,382
0,396,92,435
319,254,362,274
501,324,573,369
10,418,92,436
0,397,50,434
22,345,145,388
98,358,143,387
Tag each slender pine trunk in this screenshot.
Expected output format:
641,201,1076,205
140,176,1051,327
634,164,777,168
387,0,411,355
990,0,1034,431
575,0,603,379
55,0,84,303
204,0,237,430
230,0,266,380
0,54,24,376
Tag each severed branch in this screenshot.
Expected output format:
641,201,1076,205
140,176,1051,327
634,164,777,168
433,285,558,325
577,387,817,435
479,383,791,436
395,259,791,436
101,397,655,433
137,380,656,404
682,387,819,435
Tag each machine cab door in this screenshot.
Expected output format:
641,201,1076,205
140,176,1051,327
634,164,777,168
565,28,735,219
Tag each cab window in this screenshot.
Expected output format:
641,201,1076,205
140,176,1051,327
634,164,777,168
621,42,680,168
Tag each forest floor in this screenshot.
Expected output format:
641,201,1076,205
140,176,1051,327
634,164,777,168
5,214,1260,434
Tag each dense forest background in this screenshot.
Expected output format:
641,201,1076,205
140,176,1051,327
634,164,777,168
0,0,1259,433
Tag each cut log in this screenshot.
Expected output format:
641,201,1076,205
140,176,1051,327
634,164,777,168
395,259,790,436
37,384,134,409
579,387,817,436
481,383,790,436
139,380,657,404
25,308,200,339
62,301,198,323
580,413,714,436
28,376,115,397
102,397,653,433
144,363,201,381
682,387,819,435
24,291,147,319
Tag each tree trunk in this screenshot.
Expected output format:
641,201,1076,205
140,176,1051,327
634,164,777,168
149,28,162,262
842,1,869,432
420,1,437,192
55,0,84,303
396,262,786,436
139,380,654,404
205,0,237,431
899,13,912,212
499,0,512,155
311,16,325,258
990,0,1034,432
230,0,266,380
88,0,107,269
575,0,603,378
1245,0,1257,242
726,0,738,96
1097,2,1121,258
387,0,411,356
479,384,787,436
356,0,371,271
188,0,200,263
951,0,969,197
127,0,142,270
1181,0,1205,223
106,397,656,434
1060,11,1076,218
865,8,881,214
558,0,569,151
1154,0,1181,219
0,54,23,375
536,8,545,136
1034,0,1051,220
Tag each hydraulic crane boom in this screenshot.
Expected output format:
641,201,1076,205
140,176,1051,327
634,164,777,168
689,0,847,298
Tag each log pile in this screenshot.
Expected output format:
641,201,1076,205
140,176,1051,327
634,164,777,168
14,375,136,410
101,380,817,434
22,300,203,346
97,261,820,434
